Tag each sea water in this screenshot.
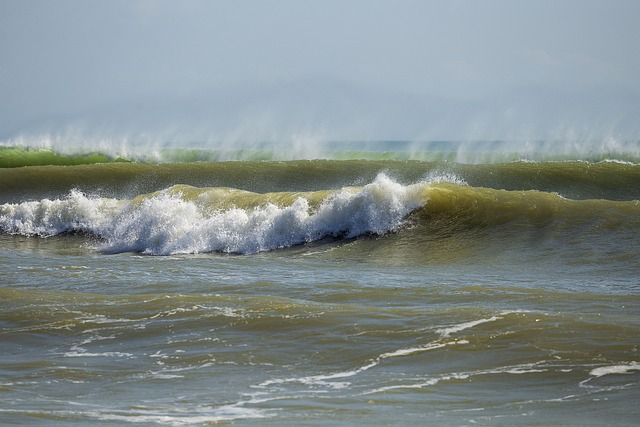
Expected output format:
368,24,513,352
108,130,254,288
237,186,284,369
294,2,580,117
1,143,639,425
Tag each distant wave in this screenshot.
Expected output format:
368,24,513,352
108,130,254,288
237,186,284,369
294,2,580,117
2,138,640,167
0,146,130,168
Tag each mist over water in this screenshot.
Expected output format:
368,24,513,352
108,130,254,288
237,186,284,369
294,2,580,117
2,73,639,164
2,0,639,166
2,132,639,164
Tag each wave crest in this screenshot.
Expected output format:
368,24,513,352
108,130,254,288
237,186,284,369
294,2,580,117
0,174,427,255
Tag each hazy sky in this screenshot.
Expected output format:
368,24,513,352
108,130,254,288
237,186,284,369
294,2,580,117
1,0,639,144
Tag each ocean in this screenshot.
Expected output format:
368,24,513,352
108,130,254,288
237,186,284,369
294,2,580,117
1,141,639,425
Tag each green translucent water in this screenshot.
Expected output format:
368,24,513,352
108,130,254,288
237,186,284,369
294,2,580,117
1,154,639,425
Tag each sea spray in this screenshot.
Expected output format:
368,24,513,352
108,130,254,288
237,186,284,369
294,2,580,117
4,135,640,165
0,190,122,237
102,173,428,254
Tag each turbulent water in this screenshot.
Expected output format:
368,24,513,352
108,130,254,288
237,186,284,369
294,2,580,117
1,144,639,425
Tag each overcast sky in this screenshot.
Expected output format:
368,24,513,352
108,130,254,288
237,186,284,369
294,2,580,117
1,0,639,145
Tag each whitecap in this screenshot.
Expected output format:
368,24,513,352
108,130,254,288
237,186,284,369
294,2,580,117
1,173,428,255
589,362,640,378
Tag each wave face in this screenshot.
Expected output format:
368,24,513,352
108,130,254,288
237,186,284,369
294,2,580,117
1,165,638,256
0,174,429,254
1,158,639,204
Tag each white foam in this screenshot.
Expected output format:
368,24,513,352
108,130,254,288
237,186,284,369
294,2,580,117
85,403,271,425
0,174,426,255
256,314,521,393
259,339,458,391
0,190,121,237
64,351,134,358
259,359,380,390
589,362,640,378
436,316,502,338
378,342,447,359
365,363,548,395
366,378,442,394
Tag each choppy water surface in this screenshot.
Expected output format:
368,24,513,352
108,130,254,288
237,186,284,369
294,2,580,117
1,155,639,425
